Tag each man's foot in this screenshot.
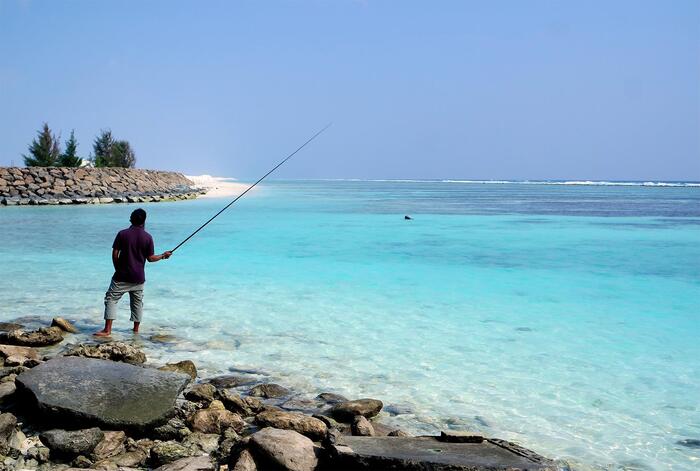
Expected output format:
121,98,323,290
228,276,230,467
93,330,111,337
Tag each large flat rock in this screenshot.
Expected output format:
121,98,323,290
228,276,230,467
16,357,190,431
332,436,555,470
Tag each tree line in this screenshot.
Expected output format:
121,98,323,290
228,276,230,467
22,123,136,168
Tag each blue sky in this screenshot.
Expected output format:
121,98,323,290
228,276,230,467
1,0,698,180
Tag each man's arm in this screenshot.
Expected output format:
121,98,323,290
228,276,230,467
147,251,172,263
112,249,119,270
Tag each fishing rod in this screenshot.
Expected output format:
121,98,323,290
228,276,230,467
170,123,332,252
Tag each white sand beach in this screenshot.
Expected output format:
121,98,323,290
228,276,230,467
185,175,250,198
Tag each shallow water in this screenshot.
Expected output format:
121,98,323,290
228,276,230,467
1,181,699,470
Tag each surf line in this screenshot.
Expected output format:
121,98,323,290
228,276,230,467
170,123,332,253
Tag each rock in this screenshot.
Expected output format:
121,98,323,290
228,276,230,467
27,445,51,462
280,397,326,414
328,399,383,422
351,416,374,436
207,375,255,389
388,429,410,437
51,317,79,334
312,414,339,430
0,366,27,379
0,382,16,404
187,400,245,434
0,413,17,455
330,436,555,470
232,449,257,471
0,323,23,332
159,360,197,380
248,383,290,398
1,327,63,347
244,396,265,413
154,455,215,471
63,342,146,364
149,334,178,344
150,441,191,467
17,357,190,431
439,430,485,443
153,418,191,441
71,455,93,468
39,428,104,457
316,393,348,404
95,448,148,468
677,438,700,449
255,409,327,441
216,428,241,461
181,432,219,454
184,383,217,403
0,346,40,366
249,427,318,471
91,431,126,461
217,389,253,416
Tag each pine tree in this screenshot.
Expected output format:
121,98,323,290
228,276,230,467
92,130,114,167
23,123,61,167
112,140,136,168
59,130,82,167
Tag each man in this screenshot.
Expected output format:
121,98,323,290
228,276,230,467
94,208,172,336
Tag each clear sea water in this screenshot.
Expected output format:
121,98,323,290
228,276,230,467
1,180,699,470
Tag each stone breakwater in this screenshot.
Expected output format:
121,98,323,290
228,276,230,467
0,167,205,206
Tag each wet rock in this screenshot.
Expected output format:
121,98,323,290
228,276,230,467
184,383,217,403
153,418,191,441
248,383,290,399
91,431,126,461
388,429,410,437
71,455,93,468
244,396,265,413
187,400,245,434
207,375,255,389
51,317,79,334
150,441,191,467
39,428,104,457
249,427,318,471
328,398,383,422
677,438,700,449
159,361,197,380
0,413,17,455
280,397,326,414
232,449,257,471
63,342,146,364
218,389,253,416
0,382,16,404
17,357,190,431
181,432,219,454
0,323,24,333
154,455,215,471
312,414,339,430
0,345,39,367
149,334,178,344
440,430,485,443
255,408,327,441
351,416,374,436
1,327,63,347
316,393,348,404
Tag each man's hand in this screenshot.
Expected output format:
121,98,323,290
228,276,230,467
162,251,173,260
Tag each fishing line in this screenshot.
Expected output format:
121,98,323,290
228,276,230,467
170,123,332,252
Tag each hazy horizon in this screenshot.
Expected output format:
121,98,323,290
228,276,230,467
1,1,698,181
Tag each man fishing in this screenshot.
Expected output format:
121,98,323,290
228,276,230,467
94,208,172,337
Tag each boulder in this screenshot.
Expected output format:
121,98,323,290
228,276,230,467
150,441,191,467
17,357,190,431
154,455,215,471
316,393,348,404
216,428,242,461
153,418,191,441
1,327,63,347
351,416,374,436
39,428,104,457
440,430,484,443
184,383,217,403
91,431,126,461
63,342,146,364
249,427,318,471
207,375,255,389
72,455,93,468
217,389,253,416
328,399,383,422
255,409,327,441
0,413,17,455
0,323,24,333
232,449,257,471
26,445,50,462
0,345,39,367
187,400,245,434
181,432,219,454
0,382,16,404
330,436,556,470
95,448,148,468
159,361,197,380
248,383,290,398
51,317,79,334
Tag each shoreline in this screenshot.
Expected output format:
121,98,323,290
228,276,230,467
184,175,251,199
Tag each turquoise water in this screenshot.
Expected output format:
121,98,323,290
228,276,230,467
2,181,699,470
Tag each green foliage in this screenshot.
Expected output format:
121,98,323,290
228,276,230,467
91,130,136,168
59,130,82,167
23,123,61,167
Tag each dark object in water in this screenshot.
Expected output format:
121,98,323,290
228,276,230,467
677,438,700,449
404,215,413,220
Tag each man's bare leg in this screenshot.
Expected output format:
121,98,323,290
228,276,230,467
133,322,140,333
94,319,113,337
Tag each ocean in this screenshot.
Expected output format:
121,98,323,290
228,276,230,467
1,180,699,470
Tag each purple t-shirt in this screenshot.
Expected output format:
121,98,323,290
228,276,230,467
112,225,155,284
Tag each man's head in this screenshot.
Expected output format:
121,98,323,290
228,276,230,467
130,208,147,226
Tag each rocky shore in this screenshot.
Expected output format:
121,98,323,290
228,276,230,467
0,319,557,471
0,167,205,206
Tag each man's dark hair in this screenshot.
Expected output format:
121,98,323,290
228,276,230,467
130,208,147,226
